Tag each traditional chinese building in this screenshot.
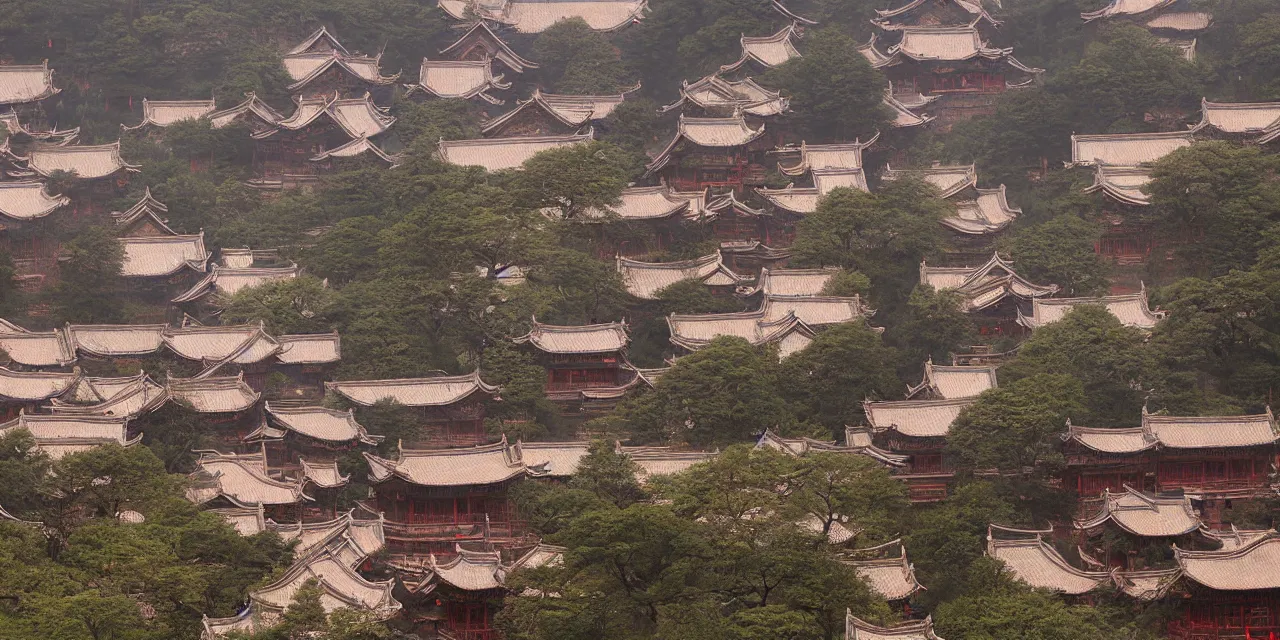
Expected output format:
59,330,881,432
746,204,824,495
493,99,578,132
616,252,749,300
437,129,592,172
1168,532,1280,639
481,88,634,137
719,24,802,75
756,167,870,216
121,98,217,133
362,437,537,557
0,367,81,419
872,0,1000,33
254,402,380,471
172,263,300,319
0,413,138,459
281,27,400,101
644,114,770,193
863,397,973,502
0,182,70,280
667,309,816,359
1074,486,1204,570
620,444,719,483
1017,287,1163,330
884,164,1020,260
1190,98,1280,144
858,25,1042,128
118,233,211,310
205,93,286,136
986,525,1112,596
1082,0,1212,62
905,359,997,400
325,372,500,446
843,539,925,610
439,21,539,74
846,611,944,640
661,75,789,118
14,141,140,217
188,450,309,522
513,318,632,404
1061,408,1279,521
0,62,62,131
253,92,395,178
573,186,702,256
918,252,1058,335
406,58,510,104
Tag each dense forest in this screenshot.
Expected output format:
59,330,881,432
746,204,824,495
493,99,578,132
0,0,1279,638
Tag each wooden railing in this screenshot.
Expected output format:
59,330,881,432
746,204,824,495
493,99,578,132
1169,620,1280,639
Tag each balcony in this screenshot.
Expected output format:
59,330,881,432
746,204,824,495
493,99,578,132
1169,620,1280,639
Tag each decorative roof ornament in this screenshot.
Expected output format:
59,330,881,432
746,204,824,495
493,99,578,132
919,252,1058,312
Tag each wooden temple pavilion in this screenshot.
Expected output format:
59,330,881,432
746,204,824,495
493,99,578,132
436,0,648,34
512,318,632,403
361,437,539,557
863,397,974,502
1060,408,1279,519
481,88,635,138
438,21,539,74
905,359,998,400
846,611,945,640
325,371,500,447
1017,287,1164,330
644,114,769,193
436,130,592,172
842,539,925,609
281,27,400,101
918,252,1058,335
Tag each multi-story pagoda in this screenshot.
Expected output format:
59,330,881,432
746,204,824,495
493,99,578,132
281,27,399,101
1061,408,1278,522
325,372,500,446
858,25,1042,128
481,88,635,137
918,252,1058,335
439,21,539,74
1017,288,1164,330
645,114,770,193
362,437,537,556
513,318,632,403
863,397,973,501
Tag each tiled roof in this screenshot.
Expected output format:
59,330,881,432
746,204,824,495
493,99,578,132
883,164,976,198
617,252,747,299
1142,407,1279,449
411,59,509,102
483,88,633,135
265,403,377,444
288,26,351,56
250,540,399,616
845,541,923,601
721,24,801,73
0,181,69,221
49,373,167,419
209,505,266,536
119,233,211,278
646,114,765,175
758,429,908,467
1017,289,1163,329
1176,533,1280,591
189,451,307,506
580,186,691,221
846,612,944,640
620,446,717,482
1084,164,1153,206
864,397,974,438
163,324,280,363
919,253,1059,311
1075,487,1201,537
0,112,78,145
753,267,839,296
364,437,527,487
25,141,140,179
0,328,76,366
439,22,540,73
167,374,261,413
777,138,874,176
325,370,499,407
0,62,60,105
757,167,869,214
262,93,395,140
872,26,1042,75
518,441,592,477
1110,567,1181,600
282,52,399,91
1068,131,1194,167
268,511,385,559
1082,0,1175,21
437,130,593,172
987,529,1108,594
122,98,216,130
171,264,300,303
663,75,788,117
438,0,648,33
1199,525,1273,551
906,360,997,400
0,367,79,401
277,333,342,364
301,458,349,488
0,413,136,459
667,310,816,358
1146,11,1213,30
310,136,398,164
207,92,285,129
66,324,166,357
944,185,1020,235
1192,98,1280,140
431,549,506,590
873,0,998,28
111,187,176,234
760,294,874,327
514,318,629,354
884,92,935,128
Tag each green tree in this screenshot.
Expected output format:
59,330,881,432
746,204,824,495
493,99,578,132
621,336,789,446
1000,215,1108,296
653,278,743,314
515,142,631,220
819,270,871,297
762,28,890,142
904,481,1019,606
946,374,1086,474
533,18,629,93
221,275,337,334
779,323,901,433
0,249,20,318
569,440,647,509
1230,14,1280,100
885,285,976,367
786,451,909,545
47,226,126,324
